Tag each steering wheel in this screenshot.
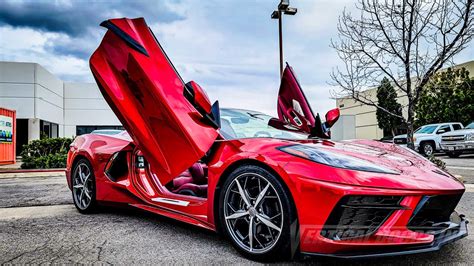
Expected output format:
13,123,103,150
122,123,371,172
254,131,272,138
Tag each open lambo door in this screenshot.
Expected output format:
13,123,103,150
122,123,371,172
276,64,339,138
90,18,219,185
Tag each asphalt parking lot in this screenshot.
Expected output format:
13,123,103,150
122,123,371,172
1,155,473,264
438,154,474,184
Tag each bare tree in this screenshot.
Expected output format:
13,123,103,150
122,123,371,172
331,0,473,149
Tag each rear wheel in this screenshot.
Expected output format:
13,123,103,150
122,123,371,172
218,165,297,261
72,159,98,213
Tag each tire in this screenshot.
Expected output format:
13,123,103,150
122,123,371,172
218,165,297,261
447,151,462,158
71,158,98,213
420,142,435,156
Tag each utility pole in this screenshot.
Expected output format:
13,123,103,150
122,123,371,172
271,0,297,78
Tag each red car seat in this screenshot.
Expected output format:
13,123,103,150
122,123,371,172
171,163,208,197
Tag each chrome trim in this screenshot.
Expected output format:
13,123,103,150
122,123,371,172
151,197,190,206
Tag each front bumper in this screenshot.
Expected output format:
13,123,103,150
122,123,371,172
441,141,474,152
292,176,466,256
301,214,468,259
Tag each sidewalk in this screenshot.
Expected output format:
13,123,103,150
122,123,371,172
0,158,65,178
0,170,65,178
0,161,22,170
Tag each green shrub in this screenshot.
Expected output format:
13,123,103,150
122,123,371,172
428,155,447,170
21,137,73,169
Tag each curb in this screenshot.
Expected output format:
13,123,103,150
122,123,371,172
0,169,66,179
0,168,65,174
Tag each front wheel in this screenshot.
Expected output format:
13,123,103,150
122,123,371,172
71,158,98,213
420,142,435,156
218,165,297,261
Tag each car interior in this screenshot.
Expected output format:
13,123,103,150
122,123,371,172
165,163,209,198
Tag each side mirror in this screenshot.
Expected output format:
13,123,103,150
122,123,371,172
184,81,211,113
325,108,340,128
437,129,446,134
184,81,220,129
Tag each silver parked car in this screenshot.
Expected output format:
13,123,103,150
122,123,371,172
440,121,474,158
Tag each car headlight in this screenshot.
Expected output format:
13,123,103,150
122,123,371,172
279,145,399,174
466,133,473,141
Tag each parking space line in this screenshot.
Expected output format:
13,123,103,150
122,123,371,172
464,184,474,192
448,166,474,170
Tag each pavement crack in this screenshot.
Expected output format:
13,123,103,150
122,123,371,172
96,240,111,265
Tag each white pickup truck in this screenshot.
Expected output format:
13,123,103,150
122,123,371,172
440,121,474,157
393,122,464,156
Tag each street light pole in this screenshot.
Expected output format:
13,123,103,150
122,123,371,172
271,0,297,78
278,11,283,77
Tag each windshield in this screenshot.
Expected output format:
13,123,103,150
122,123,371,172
415,125,437,134
466,122,474,129
219,108,307,140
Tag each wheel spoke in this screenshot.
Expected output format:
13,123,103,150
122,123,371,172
73,184,83,189
83,173,90,183
225,210,248,220
248,216,254,251
235,180,251,207
270,213,281,220
84,188,91,200
254,233,264,248
227,203,237,213
79,188,84,203
254,183,270,207
79,166,84,183
256,213,281,232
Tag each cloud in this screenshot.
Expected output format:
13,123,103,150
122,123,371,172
0,0,183,36
0,0,184,62
10,0,460,116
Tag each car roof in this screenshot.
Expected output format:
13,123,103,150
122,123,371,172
422,122,462,127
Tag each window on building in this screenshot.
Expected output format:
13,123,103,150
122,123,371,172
76,125,124,136
40,120,59,139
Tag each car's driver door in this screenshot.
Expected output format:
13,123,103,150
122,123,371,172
90,18,219,185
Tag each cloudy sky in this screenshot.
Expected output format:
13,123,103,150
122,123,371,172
1,0,472,116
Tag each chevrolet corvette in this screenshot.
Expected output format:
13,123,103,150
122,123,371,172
66,17,468,261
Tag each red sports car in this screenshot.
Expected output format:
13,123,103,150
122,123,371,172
66,17,467,261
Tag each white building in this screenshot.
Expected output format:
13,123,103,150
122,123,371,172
0,61,121,154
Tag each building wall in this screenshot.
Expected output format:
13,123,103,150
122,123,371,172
336,60,474,140
0,61,121,143
0,62,36,119
63,82,121,137
331,115,356,141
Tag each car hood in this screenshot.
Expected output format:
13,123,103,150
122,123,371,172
239,137,464,191
442,129,473,136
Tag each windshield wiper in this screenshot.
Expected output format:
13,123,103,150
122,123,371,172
247,112,264,120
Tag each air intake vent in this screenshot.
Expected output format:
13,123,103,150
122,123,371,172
105,151,129,182
322,196,403,240
408,194,462,233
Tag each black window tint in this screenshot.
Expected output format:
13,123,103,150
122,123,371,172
437,125,451,134
452,124,462,130
76,125,124,136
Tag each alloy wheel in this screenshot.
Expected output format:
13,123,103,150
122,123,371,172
223,173,284,254
72,162,94,210
423,144,434,156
